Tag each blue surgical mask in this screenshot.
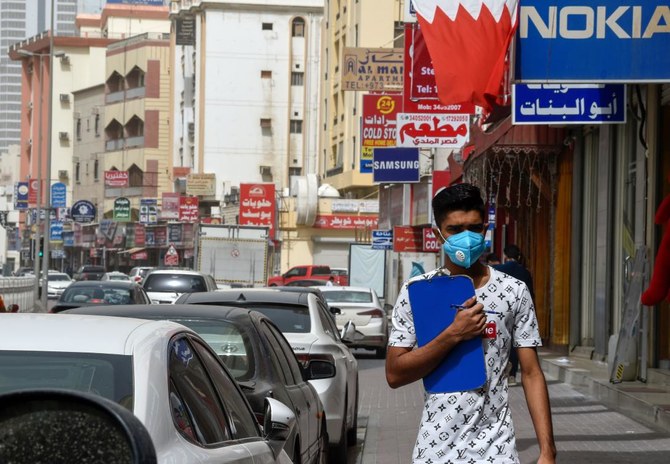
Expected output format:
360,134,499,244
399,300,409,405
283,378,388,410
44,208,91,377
439,230,486,269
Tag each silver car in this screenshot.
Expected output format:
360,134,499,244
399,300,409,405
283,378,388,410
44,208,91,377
319,286,389,358
0,314,294,464
177,288,359,464
142,269,218,304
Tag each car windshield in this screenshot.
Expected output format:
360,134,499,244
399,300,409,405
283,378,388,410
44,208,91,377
172,319,255,381
61,286,134,305
143,274,207,293
322,290,373,303
49,275,71,282
108,274,129,281
238,304,311,333
0,351,134,409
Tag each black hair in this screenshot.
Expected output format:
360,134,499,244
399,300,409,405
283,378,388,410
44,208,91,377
485,253,501,264
432,183,486,228
504,244,522,261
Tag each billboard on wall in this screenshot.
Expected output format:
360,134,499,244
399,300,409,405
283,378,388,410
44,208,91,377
187,173,216,196
179,196,199,223
341,47,404,91
516,0,670,82
361,94,402,173
239,183,276,239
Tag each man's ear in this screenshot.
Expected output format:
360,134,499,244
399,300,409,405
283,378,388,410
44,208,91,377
433,227,445,243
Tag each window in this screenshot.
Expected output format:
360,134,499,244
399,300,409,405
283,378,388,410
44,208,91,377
76,118,81,140
260,118,272,129
245,304,311,333
260,322,296,385
260,70,272,79
75,162,80,182
93,160,99,181
291,71,304,86
265,322,304,384
169,337,230,445
289,119,303,134
143,274,207,293
291,17,305,37
262,22,273,31
94,114,100,136
191,340,259,439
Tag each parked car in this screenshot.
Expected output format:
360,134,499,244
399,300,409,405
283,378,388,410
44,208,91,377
101,271,130,281
40,271,73,299
50,281,151,313
73,265,106,281
66,304,329,464
319,286,389,358
268,265,338,287
0,313,295,464
129,266,155,284
176,289,359,464
330,268,349,286
142,269,218,304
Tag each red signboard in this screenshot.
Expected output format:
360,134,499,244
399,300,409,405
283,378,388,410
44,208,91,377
164,244,179,266
104,170,129,188
314,215,378,230
393,226,424,252
423,227,440,253
130,251,148,260
362,94,402,149
161,192,180,220
403,23,474,114
239,183,276,239
179,196,199,223
28,179,40,205
134,224,146,247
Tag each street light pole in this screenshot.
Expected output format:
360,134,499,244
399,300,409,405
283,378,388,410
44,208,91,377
41,0,56,310
32,53,43,310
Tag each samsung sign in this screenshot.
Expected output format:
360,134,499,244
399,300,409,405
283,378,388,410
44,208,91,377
516,1,670,82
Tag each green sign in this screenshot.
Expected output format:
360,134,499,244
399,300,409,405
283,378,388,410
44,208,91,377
113,197,131,222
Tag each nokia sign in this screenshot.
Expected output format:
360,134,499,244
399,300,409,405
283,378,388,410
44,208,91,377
516,0,670,82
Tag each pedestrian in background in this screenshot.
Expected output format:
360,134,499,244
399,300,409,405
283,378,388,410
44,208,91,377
385,183,556,464
495,244,535,385
485,252,501,265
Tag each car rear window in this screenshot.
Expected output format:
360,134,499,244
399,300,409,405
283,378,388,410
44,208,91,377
0,351,134,409
143,274,207,293
48,274,71,281
322,290,373,303
311,266,331,275
83,266,105,273
240,304,311,333
61,286,133,305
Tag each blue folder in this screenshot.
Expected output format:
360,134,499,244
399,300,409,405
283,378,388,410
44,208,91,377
407,274,487,393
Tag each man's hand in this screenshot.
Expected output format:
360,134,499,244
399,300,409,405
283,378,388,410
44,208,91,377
446,296,486,341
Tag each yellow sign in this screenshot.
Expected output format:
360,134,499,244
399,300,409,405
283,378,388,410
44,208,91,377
342,47,404,91
186,173,216,196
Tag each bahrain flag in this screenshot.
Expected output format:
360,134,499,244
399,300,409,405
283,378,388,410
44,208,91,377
412,0,518,111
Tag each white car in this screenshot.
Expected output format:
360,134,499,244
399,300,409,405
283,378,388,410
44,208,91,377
101,271,131,281
319,286,389,358
43,272,73,299
142,269,218,304
176,288,359,464
0,314,295,464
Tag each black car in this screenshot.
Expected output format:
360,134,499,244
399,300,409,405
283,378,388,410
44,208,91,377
63,304,329,464
50,281,151,313
73,265,106,281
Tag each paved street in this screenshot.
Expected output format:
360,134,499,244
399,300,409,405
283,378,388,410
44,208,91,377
350,351,670,464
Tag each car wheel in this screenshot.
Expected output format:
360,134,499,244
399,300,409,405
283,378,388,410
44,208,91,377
317,418,329,464
328,402,348,464
346,383,358,446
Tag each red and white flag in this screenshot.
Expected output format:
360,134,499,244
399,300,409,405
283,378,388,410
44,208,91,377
412,0,518,111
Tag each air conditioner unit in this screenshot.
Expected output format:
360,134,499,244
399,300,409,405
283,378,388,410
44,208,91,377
259,165,272,176
60,93,70,103
58,170,68,179
58,132,69,141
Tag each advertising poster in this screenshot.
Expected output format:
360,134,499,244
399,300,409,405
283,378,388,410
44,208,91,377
361,94,402,173
179,196,199,223
342,47,404,91
396,113,469,148
239,183,276,239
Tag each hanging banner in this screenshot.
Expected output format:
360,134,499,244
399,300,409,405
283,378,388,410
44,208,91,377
396,113,469,148
361,94,402,173
29,179,40,205
113,197,131,222
104,170,129,188
179,196,199,223
51,182,67,208
341,47,404,91
239,183,276,239
14,182,29,210
50,221,64,243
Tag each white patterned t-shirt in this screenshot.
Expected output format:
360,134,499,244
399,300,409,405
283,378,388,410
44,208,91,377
388,267,542,463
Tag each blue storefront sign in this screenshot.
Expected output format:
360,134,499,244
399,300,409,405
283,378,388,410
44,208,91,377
516,0,670,82
513,84,626,124
372,229,393,250
14,182,29,210
71,200,96,223
51,182,67,208
50,221,63,242
372,148,420,183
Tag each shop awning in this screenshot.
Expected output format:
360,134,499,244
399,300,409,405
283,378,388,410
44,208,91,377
118,247,146,255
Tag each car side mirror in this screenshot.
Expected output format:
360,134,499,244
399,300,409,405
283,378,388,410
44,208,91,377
329,306,341,315
0,389,156,464
263,398,296,456
340,320,356,344
303,359,336,381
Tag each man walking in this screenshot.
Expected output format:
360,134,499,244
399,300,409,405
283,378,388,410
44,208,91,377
385,184,556,463
495,244,535,384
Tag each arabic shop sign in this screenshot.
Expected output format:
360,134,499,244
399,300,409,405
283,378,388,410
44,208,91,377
372,229,393,250
14,182,29,210
71,200,96,223
341,47,404,91
239,183,276,239
361,94,402,173
113,197,132,222
51,182,66,208
513,84,626,124
140,198,158,225
104,170,129,188
516,1,670,81
396,113,469,148
313,214,379,230
179,196,199,223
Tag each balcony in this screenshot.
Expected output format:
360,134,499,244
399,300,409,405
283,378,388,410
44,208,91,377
126,87,145,99
125,136,145,148
106,91,124,104
106,138,123,151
